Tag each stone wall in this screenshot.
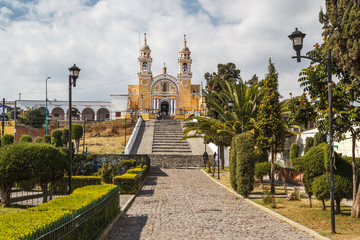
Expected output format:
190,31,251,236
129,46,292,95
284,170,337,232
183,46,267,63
147,154,205,168
74,154,150,176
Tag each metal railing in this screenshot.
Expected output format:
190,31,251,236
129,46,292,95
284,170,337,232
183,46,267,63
20,186,120,240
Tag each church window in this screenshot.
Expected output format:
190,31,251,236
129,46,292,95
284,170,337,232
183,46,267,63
142,62,147,71
183,63,187,72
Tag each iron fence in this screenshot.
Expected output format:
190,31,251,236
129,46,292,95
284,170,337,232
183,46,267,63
19,186,120,240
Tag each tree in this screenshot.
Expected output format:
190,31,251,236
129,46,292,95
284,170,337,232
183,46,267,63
72,124,83,154
285,94,315,130
183,74,259,169
19,135,32,143
20,107,45,128
299,38,360,217
27,143,68,202
1,134,14,146
320,1,360,78
0,144,34,207
256,59,286,194
51,129,63,147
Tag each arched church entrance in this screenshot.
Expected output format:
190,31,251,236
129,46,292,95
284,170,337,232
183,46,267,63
160,101,170,116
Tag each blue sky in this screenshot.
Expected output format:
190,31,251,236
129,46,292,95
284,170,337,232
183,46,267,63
0,0,324,101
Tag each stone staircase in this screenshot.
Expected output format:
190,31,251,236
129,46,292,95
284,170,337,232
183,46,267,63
152,118,192,154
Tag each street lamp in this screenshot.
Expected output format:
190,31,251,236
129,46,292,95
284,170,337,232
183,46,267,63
227,99,234,112
45,77,51,135
68,64,81,194
289,28,335,233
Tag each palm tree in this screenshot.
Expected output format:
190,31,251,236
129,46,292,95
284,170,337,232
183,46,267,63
182,79,259,168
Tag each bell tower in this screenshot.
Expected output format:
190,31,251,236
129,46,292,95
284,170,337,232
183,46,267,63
178,34,192,110
138,33,152,110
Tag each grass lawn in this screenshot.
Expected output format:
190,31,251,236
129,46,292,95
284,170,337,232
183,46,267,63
206,167,360,240
81,136,125,154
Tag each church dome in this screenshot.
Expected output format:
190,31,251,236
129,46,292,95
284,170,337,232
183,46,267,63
180,34,190,53
140,33,151,51
180,46,190,52
140,44,151,51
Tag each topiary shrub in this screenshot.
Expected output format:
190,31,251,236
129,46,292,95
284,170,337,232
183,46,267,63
0,144,35,207
119,159,137,169
72,124,83,154
235,133,256,198
290,143,299,160
304,137,314,154
255,162,271,188
51,129,63,147
43,134,51,144
62,128,69,147
1,134,14,146
113,173,139,194
313,173,352,213
19,135,32,143
229,138,237,190
97,163,119,184
314,132,327,146
34,136,43,143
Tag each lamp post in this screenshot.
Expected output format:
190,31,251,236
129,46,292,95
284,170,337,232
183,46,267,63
45,77,51,135
68,64,81,194
289,28,335,233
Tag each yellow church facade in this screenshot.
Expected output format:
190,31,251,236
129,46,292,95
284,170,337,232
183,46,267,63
128,34,201,120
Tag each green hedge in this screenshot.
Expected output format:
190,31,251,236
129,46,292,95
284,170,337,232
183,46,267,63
54,176,102,194
113,165,148,194
119,159,137,169
0,185,118,240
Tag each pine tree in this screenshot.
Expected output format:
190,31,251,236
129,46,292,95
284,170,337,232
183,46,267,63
256,59,286,194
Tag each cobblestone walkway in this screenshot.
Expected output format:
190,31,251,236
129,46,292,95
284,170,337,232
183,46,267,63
106,168,314,240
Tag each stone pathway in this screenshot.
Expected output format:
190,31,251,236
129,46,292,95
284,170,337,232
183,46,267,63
106,168,315,240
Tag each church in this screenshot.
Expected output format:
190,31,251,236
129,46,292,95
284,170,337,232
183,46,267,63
127,34,201,120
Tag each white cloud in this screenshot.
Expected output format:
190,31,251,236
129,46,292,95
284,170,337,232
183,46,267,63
0,0,324,101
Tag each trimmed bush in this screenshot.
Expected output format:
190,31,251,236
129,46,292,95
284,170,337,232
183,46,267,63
314,132,327,146
313,173,352,213
304,137,314,154
53,176,102,194
119,159,137,169
254,149,269,163
1,134,14,146
72,124,83,154
34,136,43,143
127,168,143,175
255,162,271,185
62,128,69,147
0,144,34,207
113,173,139,194
97,163,119,184
113,165,148,194
235,133,256,198
19,135,32,143
0,185,118,240
229,139,237,190
290,143,299,160
43,134,51,144
51,129,63,147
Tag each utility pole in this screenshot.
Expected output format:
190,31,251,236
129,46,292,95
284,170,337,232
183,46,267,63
14,100,17,141
2,98,5,136
83,117,86,154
